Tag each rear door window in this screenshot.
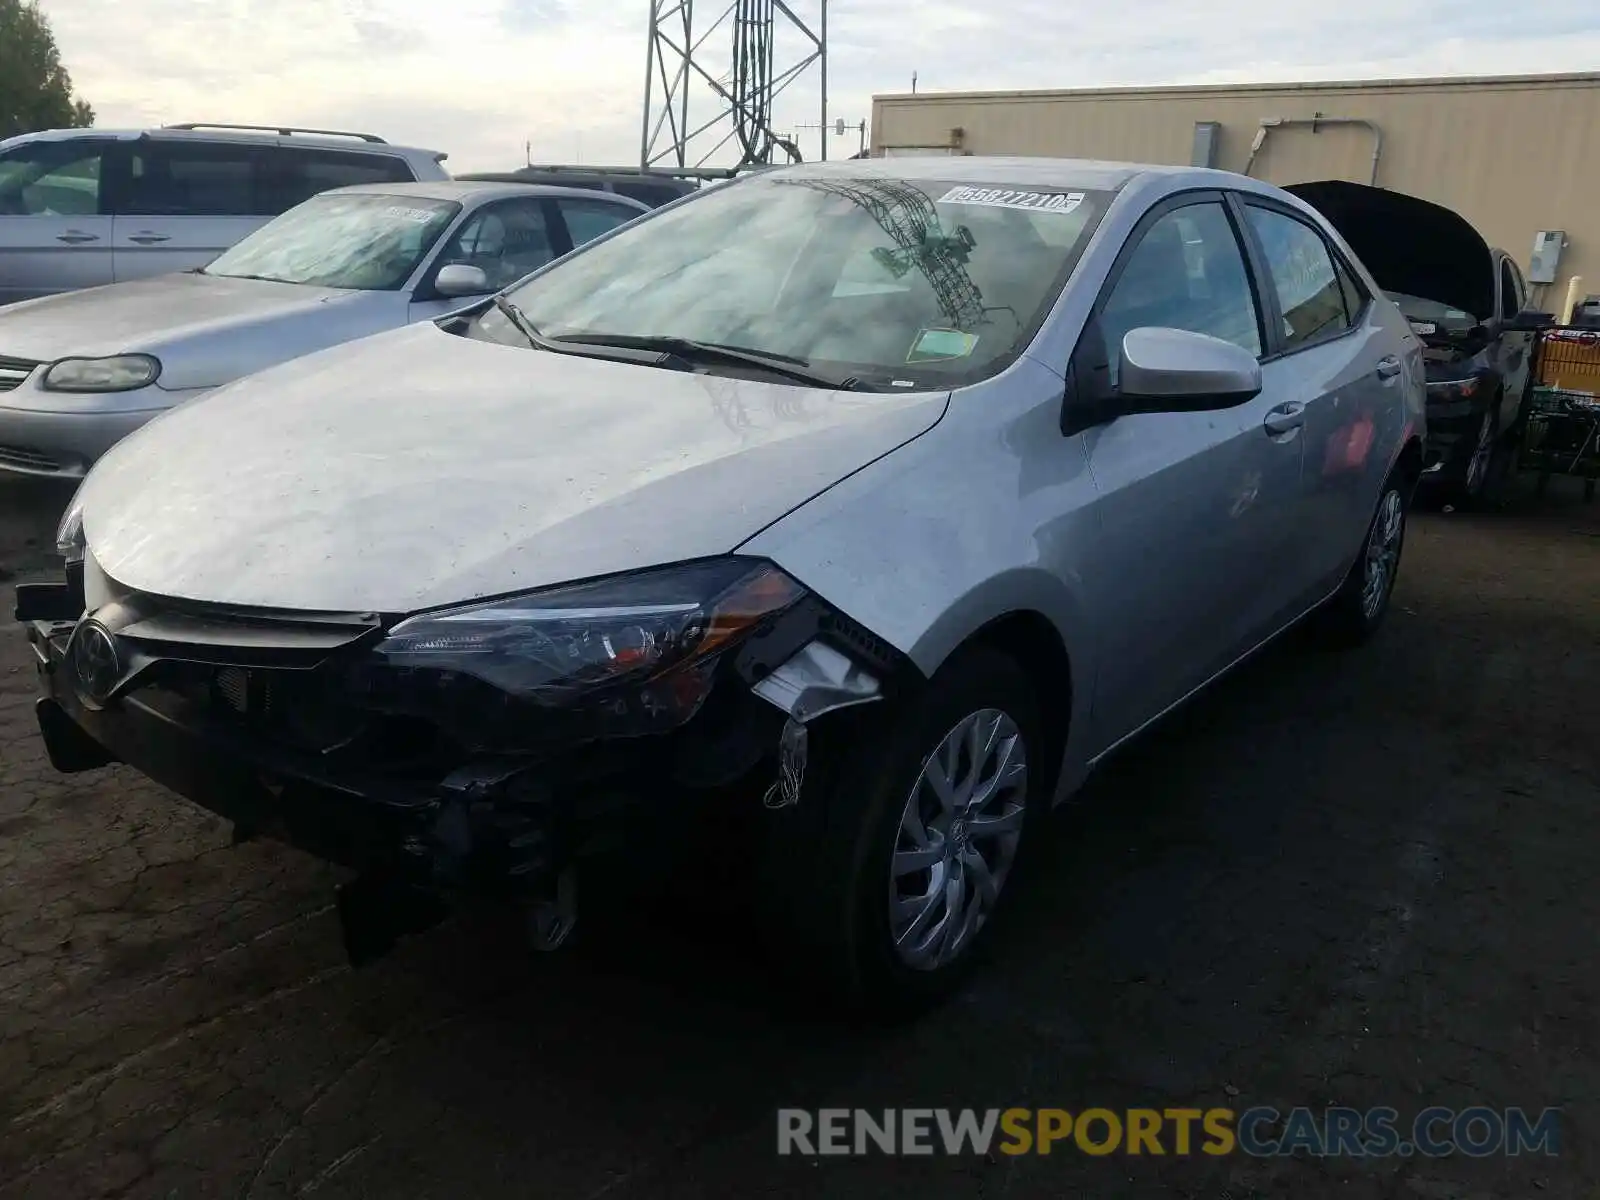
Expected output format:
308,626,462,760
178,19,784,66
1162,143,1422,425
554,197,642,249
261,149,418,213
1242,205,1354,351
122,141,263,216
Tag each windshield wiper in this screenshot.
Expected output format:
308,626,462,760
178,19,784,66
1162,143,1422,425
551,333,869,391
492,294,545,347
488,297,685,368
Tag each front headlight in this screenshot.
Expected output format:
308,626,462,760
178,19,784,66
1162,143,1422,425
55,491,86,563
42,355,161,393
1426,376,1478,397
353,557,807,747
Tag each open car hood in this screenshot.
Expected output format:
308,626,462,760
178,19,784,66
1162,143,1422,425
1285,180,1495,322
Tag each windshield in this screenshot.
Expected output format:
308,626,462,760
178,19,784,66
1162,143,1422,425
204,193,460,289
489,175,1108,387
1385,291,1480,332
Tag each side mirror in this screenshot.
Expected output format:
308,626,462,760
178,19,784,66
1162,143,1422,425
1117,326,1262,412
433,263,490,299
1499,309,1556,333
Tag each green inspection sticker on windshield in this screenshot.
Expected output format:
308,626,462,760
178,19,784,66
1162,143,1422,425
908,328,979,363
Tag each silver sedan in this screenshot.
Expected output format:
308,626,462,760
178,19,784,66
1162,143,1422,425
29,156,1425,1010
0,180,649,477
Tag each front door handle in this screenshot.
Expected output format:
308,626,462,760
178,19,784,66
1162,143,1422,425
127,233,171,245
55,231,100,244
1375,355,1403,380
1263,401,1306,436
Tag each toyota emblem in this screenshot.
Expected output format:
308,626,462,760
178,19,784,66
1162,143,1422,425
68,620,122,707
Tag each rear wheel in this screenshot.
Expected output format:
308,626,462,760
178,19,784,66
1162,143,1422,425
1315,476,1408,646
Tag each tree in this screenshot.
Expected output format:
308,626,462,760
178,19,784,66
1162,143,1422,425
0,0,95,139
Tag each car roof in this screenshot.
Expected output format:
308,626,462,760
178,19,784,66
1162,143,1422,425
323,180,652,208
0,125,444,160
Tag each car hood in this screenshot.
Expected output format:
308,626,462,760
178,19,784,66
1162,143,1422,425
1285,180,1495,322
0,272,369,369
76,323,950,613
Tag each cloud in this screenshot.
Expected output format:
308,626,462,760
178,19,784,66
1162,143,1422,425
32,0,1600,173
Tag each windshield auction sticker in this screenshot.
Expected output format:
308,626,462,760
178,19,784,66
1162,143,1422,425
937,186,1085,214
908,328,979,363
384,205,441,224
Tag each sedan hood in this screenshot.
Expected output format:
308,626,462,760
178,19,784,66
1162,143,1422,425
0,272,377,383
1285,180,1495,321
77,323,949,612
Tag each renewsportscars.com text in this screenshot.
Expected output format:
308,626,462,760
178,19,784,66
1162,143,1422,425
776,1106,1561,1158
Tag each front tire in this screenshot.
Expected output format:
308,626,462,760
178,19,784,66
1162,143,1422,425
782,645,1045,1015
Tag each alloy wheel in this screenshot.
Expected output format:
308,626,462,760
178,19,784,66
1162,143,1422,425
1465,411,1495,494
1361,488,1405,620
888,708,1028,971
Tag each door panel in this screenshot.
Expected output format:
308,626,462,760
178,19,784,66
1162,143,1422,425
1081,403,1273,749
112,142,270,281
0,138,116,303
1238,201,1388,605
1080,197,1294,747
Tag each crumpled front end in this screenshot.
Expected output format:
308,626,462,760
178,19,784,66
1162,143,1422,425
20,554,919,964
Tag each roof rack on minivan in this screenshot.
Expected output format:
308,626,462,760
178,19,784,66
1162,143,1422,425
162,123,388,144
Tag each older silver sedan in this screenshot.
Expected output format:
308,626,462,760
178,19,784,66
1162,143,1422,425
0,180,648,477
28,157,1425,1011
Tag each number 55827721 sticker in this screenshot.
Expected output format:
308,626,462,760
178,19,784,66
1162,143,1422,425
937,186,1085,214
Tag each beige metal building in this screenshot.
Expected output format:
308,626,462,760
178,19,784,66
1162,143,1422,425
871,72,1600,315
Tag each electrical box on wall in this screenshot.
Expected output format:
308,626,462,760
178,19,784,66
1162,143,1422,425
1529,230,1566,285
1191,121,1221,168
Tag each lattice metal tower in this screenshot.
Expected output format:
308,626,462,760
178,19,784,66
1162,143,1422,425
640,0,828,171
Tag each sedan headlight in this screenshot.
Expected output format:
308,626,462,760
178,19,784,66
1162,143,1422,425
351,558,807,749
1426,376,1478,398
55,491,86,563
42,355,161,393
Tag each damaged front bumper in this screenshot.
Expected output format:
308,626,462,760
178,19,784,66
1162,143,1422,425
20,568,916,963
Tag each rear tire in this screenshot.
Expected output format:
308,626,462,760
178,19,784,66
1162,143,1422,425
1315,475,1409,647
774,645,1046,1017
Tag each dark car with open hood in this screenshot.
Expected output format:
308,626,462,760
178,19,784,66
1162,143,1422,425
1287,180,1550,502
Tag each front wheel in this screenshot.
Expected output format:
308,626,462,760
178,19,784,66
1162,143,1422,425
1314,477,1408,646
778,646,1045,1014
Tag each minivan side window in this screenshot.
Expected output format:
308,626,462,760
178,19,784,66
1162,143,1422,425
0,141,107,216
262,149,417,214
123,142,262,217
1243,205,1352,350
1099,201,1263,383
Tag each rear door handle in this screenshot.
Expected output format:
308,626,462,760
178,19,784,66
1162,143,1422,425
1375,355,1403,380
127,233,171,245
55,231,99,244
1263,401,1306,436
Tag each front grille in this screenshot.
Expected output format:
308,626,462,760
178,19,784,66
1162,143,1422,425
0,355,39,393
0,443,61,472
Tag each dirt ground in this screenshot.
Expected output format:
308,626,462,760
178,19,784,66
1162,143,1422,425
1,471,1597,1199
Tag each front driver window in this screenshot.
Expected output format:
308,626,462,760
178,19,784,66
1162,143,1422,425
1100,202,1262,383
0,143,103,216
437,200,555,290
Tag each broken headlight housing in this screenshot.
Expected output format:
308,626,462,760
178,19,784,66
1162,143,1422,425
346,557,806,750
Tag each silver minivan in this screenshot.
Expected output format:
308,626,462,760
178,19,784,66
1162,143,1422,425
0,123,451,306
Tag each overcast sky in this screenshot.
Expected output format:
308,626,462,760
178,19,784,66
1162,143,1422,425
35,0,1600,173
